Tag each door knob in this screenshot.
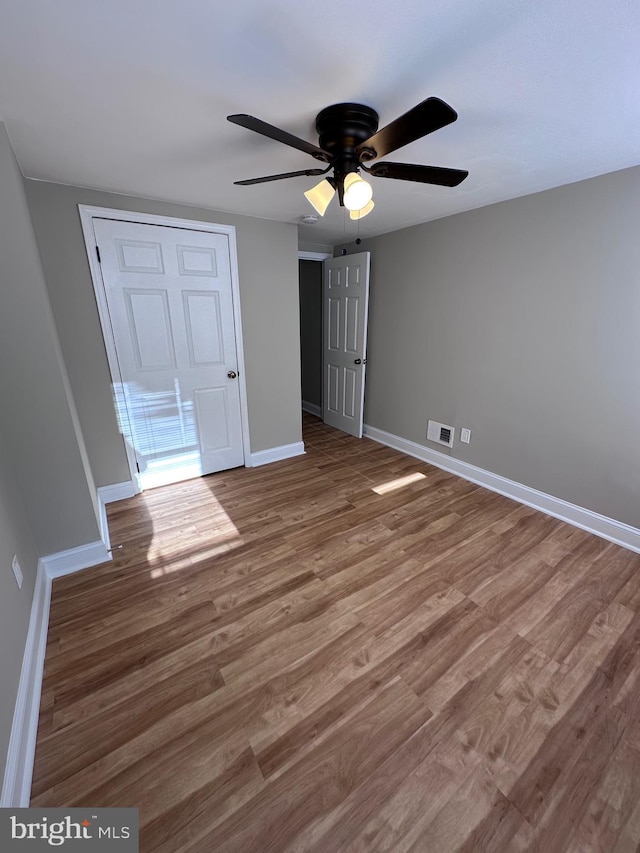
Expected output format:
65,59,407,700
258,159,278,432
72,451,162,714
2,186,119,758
354,358,367,365
227,370,237,379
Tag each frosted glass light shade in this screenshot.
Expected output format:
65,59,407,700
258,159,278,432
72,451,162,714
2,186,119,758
304,179,335,216
349,199,375,220
343,173,373,211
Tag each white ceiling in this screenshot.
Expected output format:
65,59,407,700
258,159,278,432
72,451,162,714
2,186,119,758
1,1,638,246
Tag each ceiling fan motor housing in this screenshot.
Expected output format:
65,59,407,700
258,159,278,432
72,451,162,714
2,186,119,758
316,103,379,173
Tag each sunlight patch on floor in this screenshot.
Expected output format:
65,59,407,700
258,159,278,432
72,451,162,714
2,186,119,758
147,492,243,577
372,472,426,495
140,451,202,490
149,537,243,578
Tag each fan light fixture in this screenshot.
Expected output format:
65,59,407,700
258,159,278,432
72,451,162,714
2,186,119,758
304,172,374,219
350,199,375,220
304,179,335,216
343,173,373,211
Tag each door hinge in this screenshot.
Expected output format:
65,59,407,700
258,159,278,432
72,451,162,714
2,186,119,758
135,461,140,473
95,245,101,263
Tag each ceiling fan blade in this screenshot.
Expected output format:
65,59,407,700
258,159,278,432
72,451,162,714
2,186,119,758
228,114,330,162
356,97,458,161
234,167,329,186
368,161,469,187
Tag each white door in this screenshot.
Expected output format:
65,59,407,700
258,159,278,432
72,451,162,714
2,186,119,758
93,217,244,489
323,252,371,438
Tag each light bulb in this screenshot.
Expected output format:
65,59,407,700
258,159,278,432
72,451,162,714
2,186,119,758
343,173,373,212
349,200,375,220
304,179,335,216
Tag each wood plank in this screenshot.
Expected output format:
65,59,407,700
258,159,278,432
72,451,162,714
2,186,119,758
183,677,432,852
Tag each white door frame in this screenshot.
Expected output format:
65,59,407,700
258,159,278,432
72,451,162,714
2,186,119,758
298,251,332,261
79,205,252,490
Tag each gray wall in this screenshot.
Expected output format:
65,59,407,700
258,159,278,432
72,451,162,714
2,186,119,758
337,166,640,528
0,431,39,796
0,123,101,790
299,260,323,409
24,182,302,486
0,126,101,554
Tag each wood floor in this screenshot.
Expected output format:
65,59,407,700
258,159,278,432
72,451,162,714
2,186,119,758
32,415,640,852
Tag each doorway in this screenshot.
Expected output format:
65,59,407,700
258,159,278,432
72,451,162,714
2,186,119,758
80,206,250,492
298,250,371,438
298,257,324,418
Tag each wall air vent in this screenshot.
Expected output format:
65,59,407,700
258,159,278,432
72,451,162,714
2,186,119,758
427,419,455,448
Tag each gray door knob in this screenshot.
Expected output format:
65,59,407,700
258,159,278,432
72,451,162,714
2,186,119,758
227,370,237,379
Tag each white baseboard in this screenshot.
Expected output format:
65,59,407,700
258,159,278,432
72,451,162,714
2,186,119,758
364,424,640,554
246,441,305,468
1,561,51,807
1,501,119,805
97,491,110,553
98,481,137,504
96,483,135,553
40,539,111,579
302,401,323,417
40,485,125,580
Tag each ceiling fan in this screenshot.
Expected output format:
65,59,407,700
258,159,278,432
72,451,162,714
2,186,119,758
227,97,468,219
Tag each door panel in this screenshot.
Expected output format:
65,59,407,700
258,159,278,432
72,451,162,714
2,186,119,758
93,218,244,489
125,289,176,371
327,364,340,414
344,367,357,418
195,387,229,451
328,298,341,350
116,239,164,273
183,291,224,366
345,297,359,352
177,244,218,276
322,252,371,438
